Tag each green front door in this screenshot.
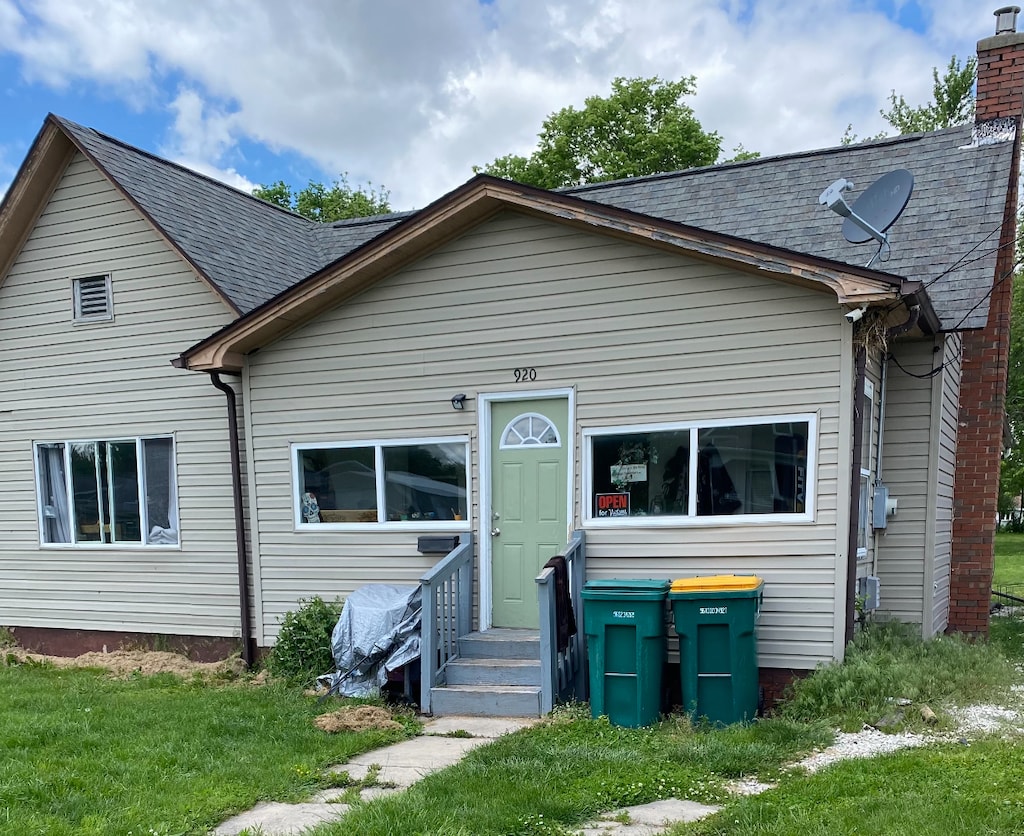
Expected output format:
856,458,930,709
490,398,570,628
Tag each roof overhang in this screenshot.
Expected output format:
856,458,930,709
0,121,76,287
176,175,920,373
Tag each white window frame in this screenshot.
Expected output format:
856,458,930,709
292,436,471,531
583,413,817,528
34,435,180,549
72,274,114,323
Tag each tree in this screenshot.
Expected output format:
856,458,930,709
253,175,391,222
1001,259,1024,525
881,55,977,133
842,55,977,144
475,76,722,189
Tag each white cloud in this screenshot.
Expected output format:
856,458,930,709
0,0,1000,208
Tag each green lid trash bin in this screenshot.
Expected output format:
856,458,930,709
581,579,670,728
670,575,764,726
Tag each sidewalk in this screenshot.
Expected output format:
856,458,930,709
211,714,724,836
211,716,536,835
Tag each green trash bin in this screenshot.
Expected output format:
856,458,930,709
670,575,764,725
581,578,670,728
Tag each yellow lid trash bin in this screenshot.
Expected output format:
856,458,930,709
669,575,764,725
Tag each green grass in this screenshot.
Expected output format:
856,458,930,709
677,738,1024,836
994,531,1024,588
6,543,1024,836
780,621,1017,731
0,661,416,835
315,615,1023,836
315,708,831,835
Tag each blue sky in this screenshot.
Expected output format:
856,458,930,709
0,0,996,209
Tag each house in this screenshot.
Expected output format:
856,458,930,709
0,113,402,662
1,10,1020,713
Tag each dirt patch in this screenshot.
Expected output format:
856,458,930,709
315,705,402,733
4,647,246,680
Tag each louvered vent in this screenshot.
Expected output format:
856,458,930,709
73,276,112,322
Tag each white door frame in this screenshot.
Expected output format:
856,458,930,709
477,387,576,631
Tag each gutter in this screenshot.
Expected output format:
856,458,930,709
208,372,255,667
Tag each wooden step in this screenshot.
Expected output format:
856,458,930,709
430,684,542,717
444,657,541,687
458,628,540,660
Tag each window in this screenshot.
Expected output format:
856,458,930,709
585,415,814,524
294,438,469,526
73,275,113,322
500,413,561,447
35,437,178,546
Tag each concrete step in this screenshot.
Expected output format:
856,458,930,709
458,628,540,660
430,684,542,717
444,657,541,687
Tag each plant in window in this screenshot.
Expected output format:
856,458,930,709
611,441,658,491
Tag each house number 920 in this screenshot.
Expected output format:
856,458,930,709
514,367,537,382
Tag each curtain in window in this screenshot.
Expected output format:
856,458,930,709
143,438,178,545
39,444,71,543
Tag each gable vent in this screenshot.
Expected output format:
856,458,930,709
73,276,113,322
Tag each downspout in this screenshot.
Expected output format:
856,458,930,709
845,305,921,645
209,372,254,667
846,343,867,646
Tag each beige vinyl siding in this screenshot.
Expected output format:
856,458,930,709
0,152,242,637
931,333,959,634
875,337,950,632
245,211,850,668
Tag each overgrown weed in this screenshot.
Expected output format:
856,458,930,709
781,620,1017,730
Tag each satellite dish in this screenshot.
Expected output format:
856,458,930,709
818,168,914,267
841,169,914,244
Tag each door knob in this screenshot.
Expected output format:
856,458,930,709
491,527,501,537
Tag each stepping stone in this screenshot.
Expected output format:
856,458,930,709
578,798,721,835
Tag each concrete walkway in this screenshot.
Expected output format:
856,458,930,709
211,715,723,836
211,716,535,835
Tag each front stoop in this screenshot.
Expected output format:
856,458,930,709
430,628,544,717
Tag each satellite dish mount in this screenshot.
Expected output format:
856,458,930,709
818,169,914,269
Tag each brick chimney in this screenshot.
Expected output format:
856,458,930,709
949,8,1024,637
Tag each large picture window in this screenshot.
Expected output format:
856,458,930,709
585,416,814,524
35,437,179,546
294,438,469,527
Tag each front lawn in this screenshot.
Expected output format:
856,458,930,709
995,531,1024,588
316,620,1021,836
0,662,415,835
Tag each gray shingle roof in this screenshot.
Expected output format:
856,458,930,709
54,116,403,315
568,125,1014,330
56,113,1013,331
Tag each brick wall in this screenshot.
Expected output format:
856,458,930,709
949,26,1024,635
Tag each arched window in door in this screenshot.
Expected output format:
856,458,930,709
499,413,561,448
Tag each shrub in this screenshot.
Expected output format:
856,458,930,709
265,596,343,686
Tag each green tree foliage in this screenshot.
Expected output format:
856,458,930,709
843,55,977,144
1002,267,1024,524
476,76,722,188
881,55,977,133
253,175,391,221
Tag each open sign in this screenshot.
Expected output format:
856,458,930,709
596,492,630,517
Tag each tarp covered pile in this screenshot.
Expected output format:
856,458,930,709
318,584,421,698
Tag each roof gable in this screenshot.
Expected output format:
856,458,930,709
50,116,329,314
178,176,912,372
